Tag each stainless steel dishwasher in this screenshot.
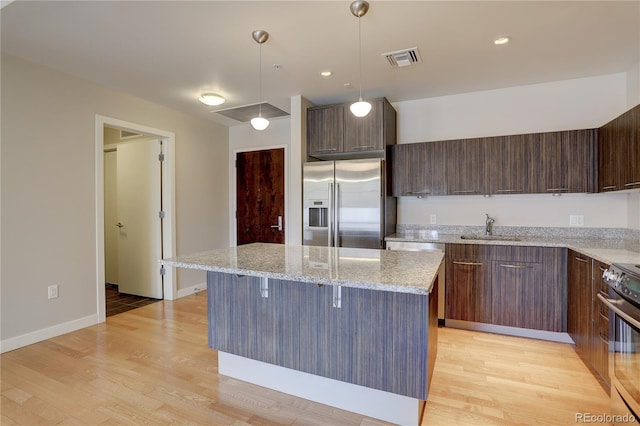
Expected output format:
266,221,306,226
386,241,445,323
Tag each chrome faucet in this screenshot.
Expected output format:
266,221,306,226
485,213,495,235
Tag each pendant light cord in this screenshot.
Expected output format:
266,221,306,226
258,43,263,117
357,15,363,101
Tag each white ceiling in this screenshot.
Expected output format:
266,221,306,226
2,1,639,127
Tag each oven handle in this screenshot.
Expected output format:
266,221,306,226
597,293,640,329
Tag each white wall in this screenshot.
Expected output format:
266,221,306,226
1,54,229,346
394,73,631,229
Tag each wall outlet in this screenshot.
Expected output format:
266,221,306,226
569,215,584,227
430,214,437,224
48,285,59,299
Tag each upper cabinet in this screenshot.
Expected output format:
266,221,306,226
446,138,489,195
489,134,536,195
537,129,596,194
392,141,446,197
392,129,596,197
598,104,640,192
307,98,396,160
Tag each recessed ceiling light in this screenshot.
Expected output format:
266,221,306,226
198,93,226,106
494,36,511,46
320,71,333,77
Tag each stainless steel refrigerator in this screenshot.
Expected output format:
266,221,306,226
303,159,396,249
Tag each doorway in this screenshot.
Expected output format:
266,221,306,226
95,116,176,322
236,148,285,245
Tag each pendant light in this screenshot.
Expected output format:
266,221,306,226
250,30,270,131
349,0,371,118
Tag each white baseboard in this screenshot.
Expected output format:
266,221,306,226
0,314,100,354
176,282,206,299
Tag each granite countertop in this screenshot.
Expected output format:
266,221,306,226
160,242,444,295
386,231,640,266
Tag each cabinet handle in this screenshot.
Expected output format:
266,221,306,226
352,145,377,150
453,261,483,266
624,181,640,187
453,190,477,194
546,188,569,192
601,185,617,190
599,331,608,344
499,264,533,269
496,189,522,193
313,148,338,153
332,285,342,309
575,257,588,263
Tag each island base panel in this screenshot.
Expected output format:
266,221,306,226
219,351,425,426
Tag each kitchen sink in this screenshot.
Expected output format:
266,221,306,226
460,234,521,242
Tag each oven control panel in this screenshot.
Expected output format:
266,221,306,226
603,263,640,305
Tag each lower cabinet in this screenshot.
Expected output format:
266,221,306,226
207,271,438,400
566,252,610,390
446,244,566,332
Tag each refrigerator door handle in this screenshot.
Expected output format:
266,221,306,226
328,183,334,247
334,183,340,247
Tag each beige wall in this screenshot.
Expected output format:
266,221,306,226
393,72,634,229
1,54,229,346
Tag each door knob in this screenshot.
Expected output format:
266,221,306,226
116,222,124,228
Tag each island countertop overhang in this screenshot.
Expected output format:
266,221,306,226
160,242,443,295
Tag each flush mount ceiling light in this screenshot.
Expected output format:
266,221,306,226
198,93,226,106
349,0,372,118
320,70,333,77
250,29,270,131
494,36,511,45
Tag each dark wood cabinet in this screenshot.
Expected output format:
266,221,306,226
598,104,640,192
567,253,610,391
538,129,596,194
307,104,345,157
445,138,489,195
307,98,396,160
445,244,492,323
392,141,446,196
446,244,565,333
490,246,565,332
567,250,592,355
489,135,536,194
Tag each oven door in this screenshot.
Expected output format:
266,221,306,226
598,290,640,422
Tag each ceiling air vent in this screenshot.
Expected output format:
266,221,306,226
382,47,422,68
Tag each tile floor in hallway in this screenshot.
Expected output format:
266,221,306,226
105,283,161,317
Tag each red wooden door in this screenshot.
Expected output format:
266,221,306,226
236,148,285,245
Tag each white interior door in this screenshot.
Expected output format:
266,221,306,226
116,139,163,299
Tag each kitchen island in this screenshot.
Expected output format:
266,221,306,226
161,243,444,425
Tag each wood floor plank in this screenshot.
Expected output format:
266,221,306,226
1,292,611,425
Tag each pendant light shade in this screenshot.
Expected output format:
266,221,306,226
349,1,371,118
251,30,270,131
350,99,372,117
250,116,270,131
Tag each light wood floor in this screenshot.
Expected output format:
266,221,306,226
1,292,610,425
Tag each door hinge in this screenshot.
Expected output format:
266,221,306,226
159,153,165,162
160,265,166,276
159,210,165,219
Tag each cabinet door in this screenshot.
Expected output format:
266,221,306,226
343,98,384,153
620,105,640,190
491,260,544,329
539,130,595,194
598,119,623,192
567,251,592,355
307,104,344,157
392,141,446,196
445,244,491,323
489,134,536,194
445,138,489,195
